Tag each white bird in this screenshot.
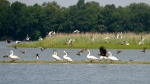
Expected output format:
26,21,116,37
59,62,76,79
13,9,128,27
26,34,30,41
68,39,75,44
73,30,80,33
139,37,146,45
115,34,120,39
52,31,56,35
124,41,129,45
104,37,110,43
52,51,62,61
63,51,73,62
99,56,108,61
48,31,53,36
9,50,20,60
115,32,123,39
107,52,119,63
48,31,55,37
16,40,21,44
38,37,43,40
104,37,110,40
86,49,99,62
120,32,123,39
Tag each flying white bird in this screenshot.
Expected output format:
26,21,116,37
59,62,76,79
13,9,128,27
68,39,75,44
73,30,80,33
104,37,110,43
139,37,146,45
26,34,30,41
48,31,56,37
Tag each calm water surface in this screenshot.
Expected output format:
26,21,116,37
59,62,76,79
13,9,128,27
0,42,150,84
0,64,150,84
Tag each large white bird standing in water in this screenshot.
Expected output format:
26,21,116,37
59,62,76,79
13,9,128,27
86,49,99,63
9,50,20,60
52,51,62,61
107,52,119,63
63,51,73,62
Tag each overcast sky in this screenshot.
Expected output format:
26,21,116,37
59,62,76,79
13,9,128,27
8,0,150,7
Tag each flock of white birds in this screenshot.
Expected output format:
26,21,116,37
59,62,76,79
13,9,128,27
4,45,120,63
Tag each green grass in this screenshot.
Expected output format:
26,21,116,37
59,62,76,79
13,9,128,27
1,60,150,64
11,32,150,49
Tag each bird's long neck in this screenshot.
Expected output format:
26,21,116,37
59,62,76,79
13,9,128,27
108,52,112,56
64,51,68,57
87,50,91,56
10,52,13,56
53,52,57,55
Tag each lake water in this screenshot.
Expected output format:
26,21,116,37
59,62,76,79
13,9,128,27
0,41,150,84
1,64,150,84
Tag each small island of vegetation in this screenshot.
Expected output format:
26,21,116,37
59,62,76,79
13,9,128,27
12,32,150,49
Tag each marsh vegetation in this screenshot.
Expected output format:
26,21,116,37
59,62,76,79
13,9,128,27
15,32,150,49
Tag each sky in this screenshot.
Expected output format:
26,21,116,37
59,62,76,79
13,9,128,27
8,0,150,7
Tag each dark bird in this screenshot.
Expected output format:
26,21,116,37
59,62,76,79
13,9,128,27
13,45,17,49
129,59,133,62
20,50,27,54
142,47,147,53
3,54,9,58
76,51,82,56
98,46,107,56
69,41,73,47
76,48,85,56
5,40,12,43
40,46,46,51
77,51,81,56
36,54,39,59
117,50,122,54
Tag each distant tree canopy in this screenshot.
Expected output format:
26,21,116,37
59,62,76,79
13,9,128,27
0,0,150,40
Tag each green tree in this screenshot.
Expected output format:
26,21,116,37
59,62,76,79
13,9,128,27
77,0,84,9
0,0,10,39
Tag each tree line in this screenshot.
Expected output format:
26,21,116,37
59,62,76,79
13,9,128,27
0,0,150,40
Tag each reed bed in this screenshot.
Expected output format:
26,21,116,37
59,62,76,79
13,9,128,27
1,60,150,64
16,32,150,49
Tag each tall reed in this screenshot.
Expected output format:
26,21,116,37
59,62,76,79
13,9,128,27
17,32,150,49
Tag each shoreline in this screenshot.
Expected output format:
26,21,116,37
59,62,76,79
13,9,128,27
1,60,150,64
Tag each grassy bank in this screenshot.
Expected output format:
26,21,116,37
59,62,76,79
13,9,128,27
1,60,150,64
14,32,150,49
